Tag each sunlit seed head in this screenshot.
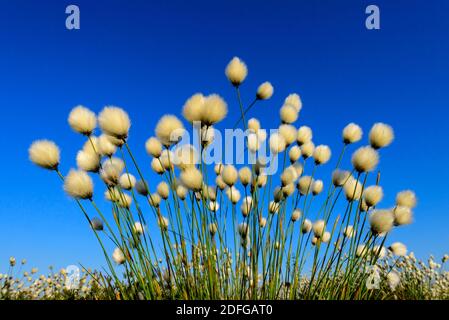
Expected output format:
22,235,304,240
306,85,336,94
176,185,188,200
201,125,215,147
332,169,351,187
342,123,363,144
104,187,121,202
312,220,326,238
90,217,104,231
238,167,252,186
360,199,370,212
145,137,162,158
68,105,97,135
291,162,304,177
202,185,217,201
312,180,323,195
280,104,298,124
344,226,355,238
100,157,124,186
201,94,228,126
133,222,145,235
395,190,417,209
214,163,223,175
369,123,394,149
225,57,248,86
98,106,131,140
344,177,363,201
29,140,60,170
297,126,312,146
283,183,295,197
182,93,205,123
256,173,268,188
259,217,267,228
238,222,249,237
369,209,394,235
268,201,280,214
159,150,174,171
387,271,400,290
222,164,238,186
279,124,297,146
288,146,301,163
76,150,100,173
313,145,331,165
247,118,261,133
225,186,241,204
241,197,253,217
63,169,93,200
300,141,315,159
118,173,136,190
372,245,387,258
151,157,165,175
291,209,302,222
284,93,302,112
156,181,170,200
117,193,132,208
112,248,126,265
155,115,184,147
149,193,161,207
389,242,407,257
322,231,331,243
180,167,203,191
281,167,296,186
208,222,218,236
298,176,314,195
256,81,274,100
216,175,227,191
269,133,286,154
273,186,284,202
173,144,199,170
158,216,169,231
208,201,219,212
97,134,117,157
351,146,379,173
393,206,413,226
363,185,384,207
247,132,261,152
311,237,318,246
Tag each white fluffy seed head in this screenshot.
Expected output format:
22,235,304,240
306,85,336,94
351,146,379,172
268,201,280,214
332,169,351,187
369,209,394,235
393,206,413,226
387,271,400,290
173,144,199,170
298,176,314,195
112,248,125,265
247,132,261,152
155,115,184,147
256,82,274,100
158,216,169,231
222,165,238,186
291,209,302,222
133,222,145,235
363,185,384,207
389,242,407,256
301,219,312,233
151,157,165,175
256,174,268,188
182,93,205,123
282,183,295,197
201,94,228,125
105,134,125,147
313,220,326,238
29,140,60,170
322,232,331,243
312,180,323,195
344,177,363,201
280,104,298,124
225,186,241,204
342,123,363,144
313,145,331,165
145,137,162,158
269,133,286,154
209,201,219,212
76,150,100,172
279,124,297,146
216,175,227,191
291,162,304,177
297,126,312,145
300,141,315,159
238,167,252,186
100,157,124,186
241,196,253,216
157,181,170,200
247,118,261,133
63,169,93,199
68,105,97,135
149,193,161,207
344,226,355,238
180,167,203,191
176,185,188,200
369,123,394,149
159,150,174,171
225,57,248,86
98,106,131,140
281,167,297,186
119,173,136,190
259,217,267,228
284,93,302,112
289,146,301,163
97,134,117,157
396,190,417,209
214,163,223,175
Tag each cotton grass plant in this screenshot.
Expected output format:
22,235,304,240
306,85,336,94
27,57,445,300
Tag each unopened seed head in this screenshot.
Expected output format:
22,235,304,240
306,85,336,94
29,140,60,170
98,106,130,140
342,123,363,144
68,105,97,135
225,57,248,86
90,217,104,231
256,81,274,100
369,123,394,149
135,180,149,196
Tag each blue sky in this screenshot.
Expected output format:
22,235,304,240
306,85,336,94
0,0,448,274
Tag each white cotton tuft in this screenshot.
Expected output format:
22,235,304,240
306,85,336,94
395,190,417,209
369,209,394,235
222,165,238,186
351,146,379,173
279,104,298,124
68,105,97,135
284,93,302,112
98,106,131,140
63,169,93,199
342,123,363,144
369,123,394,149
269,133,286,154
29,140,60,170
145,137,162,158
256,82,274,100
225,57,248,86
155,115,184,147
300,141,315,159
363,185,383,207
313,145,331,165
180,167,203,191
297,126,312,145
278,124,297,146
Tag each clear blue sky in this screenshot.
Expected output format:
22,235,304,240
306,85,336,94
1,0,448,273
